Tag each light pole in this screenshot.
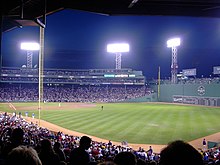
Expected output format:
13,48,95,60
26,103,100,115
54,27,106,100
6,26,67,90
20,42,40,68
167,38,181,84
107,43,129,69
21,41,41,125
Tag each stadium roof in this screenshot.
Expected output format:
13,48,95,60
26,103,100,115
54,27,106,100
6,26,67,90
2,0,220,32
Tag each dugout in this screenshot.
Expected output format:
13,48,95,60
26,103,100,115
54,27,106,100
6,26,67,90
208,141,220,149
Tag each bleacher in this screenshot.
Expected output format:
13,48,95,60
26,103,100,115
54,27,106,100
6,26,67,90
0,67,152,103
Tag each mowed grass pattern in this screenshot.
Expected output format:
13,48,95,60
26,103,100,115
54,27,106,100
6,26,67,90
1,102,220,144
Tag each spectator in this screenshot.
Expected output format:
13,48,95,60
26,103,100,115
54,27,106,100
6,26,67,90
1,127,24,158
159,140,203,165
10,127,24,148
136,158,147,165
69,136,92,165
114,151,137,165
38,138,60,165
147,146,153,160
6,145,42,165
148,160,157,165
203,138,207,150
54,141,66,162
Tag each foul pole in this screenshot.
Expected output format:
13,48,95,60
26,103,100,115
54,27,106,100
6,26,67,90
157,66,161,100
38,27,44,126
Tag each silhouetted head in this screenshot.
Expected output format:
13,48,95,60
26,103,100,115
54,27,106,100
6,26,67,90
40,139,53,152
11,127,24,145
54,141,61,150
159,140,203,165
7,145,42,165
114,151,137,165
79,136,92,150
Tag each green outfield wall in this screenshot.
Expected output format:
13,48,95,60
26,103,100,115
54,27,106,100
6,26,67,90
124,93,157,102
152,83,220,106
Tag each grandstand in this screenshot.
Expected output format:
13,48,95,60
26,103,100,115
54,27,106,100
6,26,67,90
0,67,145,85
0,67,154,103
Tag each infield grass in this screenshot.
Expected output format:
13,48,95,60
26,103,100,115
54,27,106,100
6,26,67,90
1,102,220,145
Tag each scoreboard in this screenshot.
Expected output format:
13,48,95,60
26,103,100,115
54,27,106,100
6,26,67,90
213,66,220,75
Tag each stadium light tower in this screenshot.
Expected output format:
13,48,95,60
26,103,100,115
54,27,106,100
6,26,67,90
107,43,129,69
21,42,40,68
167,38,181,84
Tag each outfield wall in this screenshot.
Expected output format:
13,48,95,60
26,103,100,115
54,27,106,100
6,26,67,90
124,93,157,102
152,83,220,106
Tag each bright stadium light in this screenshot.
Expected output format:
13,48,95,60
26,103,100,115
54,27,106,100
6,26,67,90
21,42,40,50
167,38,181,48
107,43,129,53
107,43,129,69
167,37,181,84
20,42,40,68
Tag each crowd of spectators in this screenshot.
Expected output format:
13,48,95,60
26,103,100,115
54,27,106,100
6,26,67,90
0,113,220,165
0,113,156,165
0,84,152,102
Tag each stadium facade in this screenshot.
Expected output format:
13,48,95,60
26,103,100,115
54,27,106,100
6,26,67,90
0,67,145,85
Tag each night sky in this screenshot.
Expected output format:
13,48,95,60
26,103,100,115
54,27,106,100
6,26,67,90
2,9,220,79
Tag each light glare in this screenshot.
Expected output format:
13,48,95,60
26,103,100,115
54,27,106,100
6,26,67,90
107,43,129,53
167,38,180,48
21,42,40,50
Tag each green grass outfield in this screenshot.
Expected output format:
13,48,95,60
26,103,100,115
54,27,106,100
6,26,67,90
1,102,220,145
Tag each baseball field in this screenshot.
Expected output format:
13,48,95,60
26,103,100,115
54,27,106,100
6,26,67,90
1,102,220,152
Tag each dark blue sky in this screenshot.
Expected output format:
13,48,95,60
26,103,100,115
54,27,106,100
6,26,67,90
2,9,220,79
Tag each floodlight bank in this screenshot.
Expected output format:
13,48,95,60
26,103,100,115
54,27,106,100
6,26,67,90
21,42,40,50
167,38,180,48
107,43,129,53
